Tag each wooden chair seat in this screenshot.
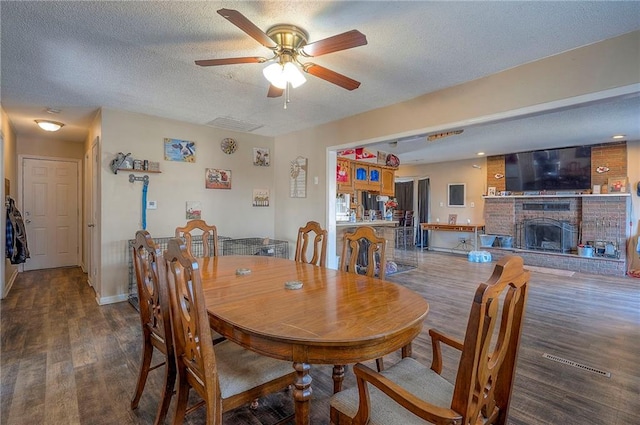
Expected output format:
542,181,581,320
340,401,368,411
330,255,530,425
330,357,454,424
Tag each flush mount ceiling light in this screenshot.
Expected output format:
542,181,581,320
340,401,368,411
35,120,65,132
612,134,625,139
427,129,464,141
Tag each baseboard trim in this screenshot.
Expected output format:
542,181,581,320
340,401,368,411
2,269,18,299
96,293,128,305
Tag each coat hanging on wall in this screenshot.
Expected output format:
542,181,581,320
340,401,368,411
5,197,30,265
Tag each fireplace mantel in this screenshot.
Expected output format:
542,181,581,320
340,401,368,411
483,193,630,199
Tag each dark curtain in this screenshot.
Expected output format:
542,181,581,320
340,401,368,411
416,178,430,247
361,191,378,210
394,181,413,211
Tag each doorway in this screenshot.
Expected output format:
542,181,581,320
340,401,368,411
417,178,430,247
20,156,80,270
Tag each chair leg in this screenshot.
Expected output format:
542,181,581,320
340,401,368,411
154,353,177,425
375,357,385,372
131,336,154,409
172,378,190,425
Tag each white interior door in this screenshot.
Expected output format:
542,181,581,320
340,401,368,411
22,157,79,270
89,139,100,289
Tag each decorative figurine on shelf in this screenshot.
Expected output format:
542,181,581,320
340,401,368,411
109,152,132,174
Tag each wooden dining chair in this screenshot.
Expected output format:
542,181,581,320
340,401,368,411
338,225,388,377
130,230,175,425
396,210,415,250
164,237,296,425
329,255,530,425
294,220,328,267
340,226,387,280
175,219,220,257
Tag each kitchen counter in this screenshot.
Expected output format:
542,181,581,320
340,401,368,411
336,220,400,262
336,220,399,227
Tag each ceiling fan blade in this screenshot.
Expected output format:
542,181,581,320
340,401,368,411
195,57,266,66
300,30,367,57
267,85,284,98
303,63,361,91
217,9,278,49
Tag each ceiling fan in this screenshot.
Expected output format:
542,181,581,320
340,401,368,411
195,9,367,99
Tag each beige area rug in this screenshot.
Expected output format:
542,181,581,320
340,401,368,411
525,265,575,277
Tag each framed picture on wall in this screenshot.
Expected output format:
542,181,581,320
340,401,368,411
448,183,466,207
205,168,231,189
448,214,458,225
487,186,496,196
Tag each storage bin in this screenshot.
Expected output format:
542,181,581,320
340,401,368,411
496,236,513,248
468,250,492,263
479,235,497,247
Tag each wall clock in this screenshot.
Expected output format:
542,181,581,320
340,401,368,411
220,138,237,154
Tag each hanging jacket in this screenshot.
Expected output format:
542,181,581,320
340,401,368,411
5,198,30,265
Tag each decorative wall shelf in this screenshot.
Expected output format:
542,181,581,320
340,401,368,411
117,168,161,174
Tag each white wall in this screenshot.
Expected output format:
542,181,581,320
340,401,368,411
2,106,18,297
98,109,275,302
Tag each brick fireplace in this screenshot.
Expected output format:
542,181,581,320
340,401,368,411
483,195,631,276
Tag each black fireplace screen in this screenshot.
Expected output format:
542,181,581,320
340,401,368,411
516,218,577,253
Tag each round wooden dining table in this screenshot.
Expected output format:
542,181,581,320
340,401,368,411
198,255,429,425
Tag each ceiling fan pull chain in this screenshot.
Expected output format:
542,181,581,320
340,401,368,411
284,82,290,109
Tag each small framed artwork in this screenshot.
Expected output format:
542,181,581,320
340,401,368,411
186,201,201,219
290,156,307,198
448,183,466,207
607,177,628,193
253,148,270,166
448,214,458,225
487,186,496,196
205,168,231,189
164,138,196,162
253,188,270,207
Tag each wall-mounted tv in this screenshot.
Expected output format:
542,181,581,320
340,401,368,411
505,146,591,192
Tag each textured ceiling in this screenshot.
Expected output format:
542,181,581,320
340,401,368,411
1,1,639,164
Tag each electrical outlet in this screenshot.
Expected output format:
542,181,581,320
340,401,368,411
439,201,444,207
147,200,157,210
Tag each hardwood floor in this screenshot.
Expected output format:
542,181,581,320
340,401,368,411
2,252,639,424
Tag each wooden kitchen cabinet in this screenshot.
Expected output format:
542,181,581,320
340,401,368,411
380,168,395,196
340,159,396,194
353,163,370,190
367,165,382,191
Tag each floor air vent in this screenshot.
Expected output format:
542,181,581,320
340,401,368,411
542,353,611,377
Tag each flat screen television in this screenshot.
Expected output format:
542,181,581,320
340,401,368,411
504,146,591,191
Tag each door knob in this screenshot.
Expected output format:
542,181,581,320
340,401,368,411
25,219,31,224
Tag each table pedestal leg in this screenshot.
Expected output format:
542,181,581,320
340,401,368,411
293,362,312,425
332,364,345,393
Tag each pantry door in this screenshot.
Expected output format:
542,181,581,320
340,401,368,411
21,157,80,270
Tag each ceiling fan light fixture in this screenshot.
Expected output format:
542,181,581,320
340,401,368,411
263,62,306,89
35,119,64,132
